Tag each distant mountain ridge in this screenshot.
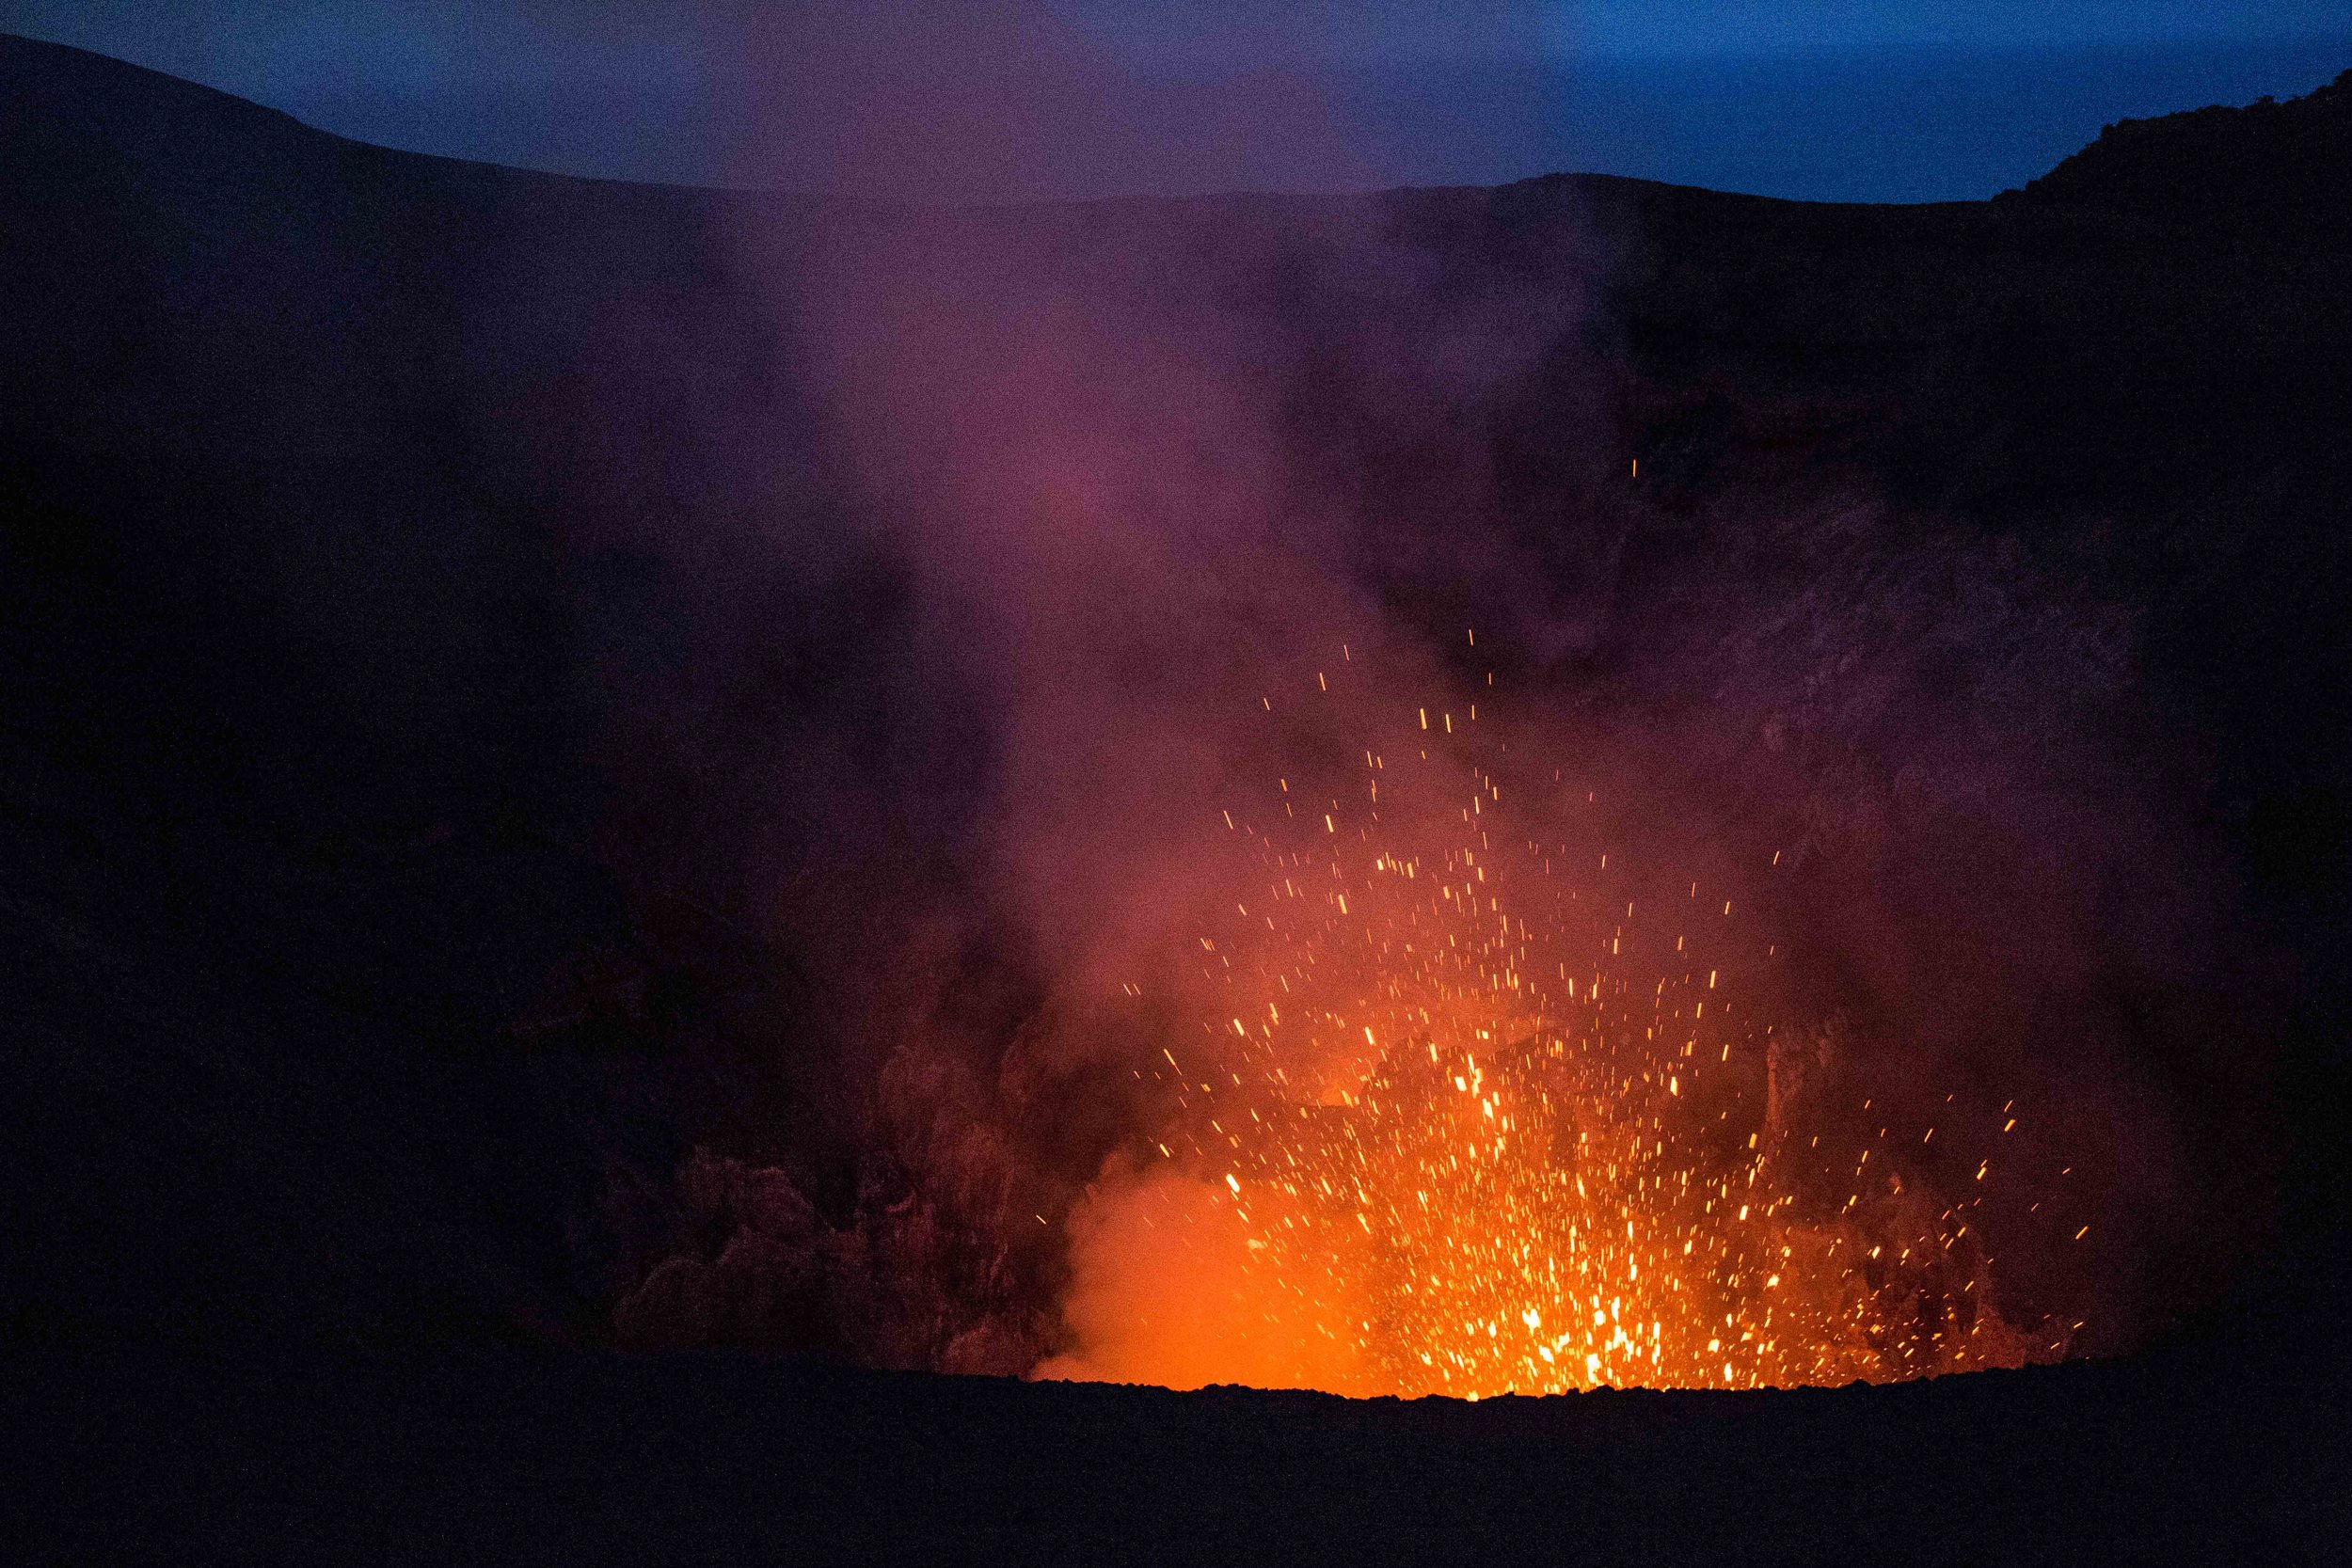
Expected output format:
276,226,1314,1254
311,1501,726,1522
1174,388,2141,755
2015,66,2352,234
7,29,2348,211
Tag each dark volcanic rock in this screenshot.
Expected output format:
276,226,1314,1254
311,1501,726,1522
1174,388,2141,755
9,1336,2347,1563
2015,67,2352,238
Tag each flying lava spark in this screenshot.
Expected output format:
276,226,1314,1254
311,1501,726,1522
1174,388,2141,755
1045,643,2065,1397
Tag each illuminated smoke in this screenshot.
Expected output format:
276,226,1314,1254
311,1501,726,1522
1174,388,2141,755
607,22,2251,1391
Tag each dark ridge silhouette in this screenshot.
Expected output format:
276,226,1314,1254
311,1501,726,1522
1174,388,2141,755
2015,66,2352,236
4,33,2348,1560
9,1338,2344,1563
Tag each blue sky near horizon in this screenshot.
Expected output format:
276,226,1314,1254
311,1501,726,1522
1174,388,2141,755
4,3,2347,201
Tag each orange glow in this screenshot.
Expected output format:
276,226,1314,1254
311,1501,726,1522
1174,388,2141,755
1039,655,2049,1397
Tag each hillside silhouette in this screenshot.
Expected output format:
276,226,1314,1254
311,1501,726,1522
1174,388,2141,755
2017,65,2352,236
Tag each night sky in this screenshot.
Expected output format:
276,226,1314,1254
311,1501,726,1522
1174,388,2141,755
5,4,2350,201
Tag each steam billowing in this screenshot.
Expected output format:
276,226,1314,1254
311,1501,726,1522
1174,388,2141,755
606,111,2265,1386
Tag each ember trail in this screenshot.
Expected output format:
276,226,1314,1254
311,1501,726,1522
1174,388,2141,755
1046,648,2058,1397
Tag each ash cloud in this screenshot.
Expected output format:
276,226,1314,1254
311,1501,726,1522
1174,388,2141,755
601,17,2273,1379
611,162,1622,1368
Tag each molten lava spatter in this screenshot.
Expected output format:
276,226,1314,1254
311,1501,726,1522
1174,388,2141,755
1043,648,2054,1397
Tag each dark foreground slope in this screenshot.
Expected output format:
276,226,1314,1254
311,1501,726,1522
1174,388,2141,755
4,35,2351,1562
9,1334,2346,1565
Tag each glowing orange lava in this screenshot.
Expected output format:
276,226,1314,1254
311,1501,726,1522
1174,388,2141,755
1040,650,2056,1397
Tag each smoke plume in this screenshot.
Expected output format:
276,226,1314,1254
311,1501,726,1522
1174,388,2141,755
606,23,2267,1386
